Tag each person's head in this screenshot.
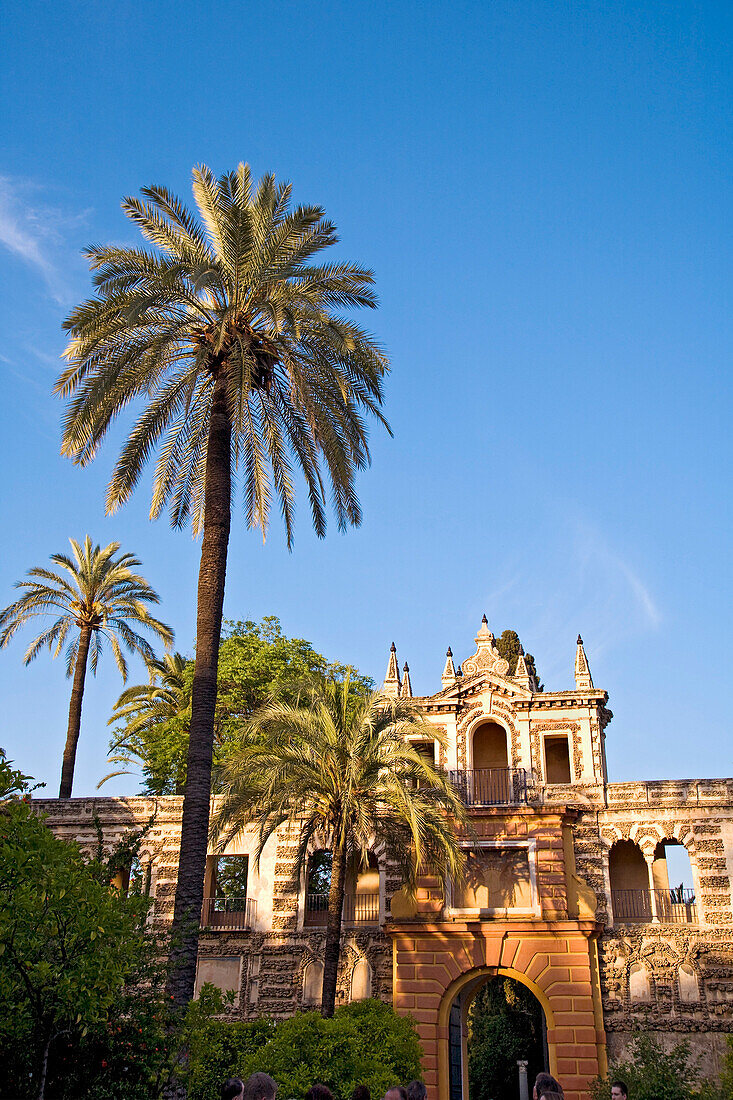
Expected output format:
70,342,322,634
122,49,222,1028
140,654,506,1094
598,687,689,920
305,1088,333,1100
539,1093,564,1100
352,1087,371,1100
242,1072,277,1100
611,1082,628,1100
221,1080,245,1100
533,1074,562,1100
406,1082,427,1100
383,1088,408,1100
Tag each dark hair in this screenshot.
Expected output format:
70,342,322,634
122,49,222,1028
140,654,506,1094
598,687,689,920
534,1074,562,1099
352,1087,371,1100
305,1087,334,1100
407,1083,427,1100
221,1080,244,1100
243,1072,277,1100
611,1083,628,1098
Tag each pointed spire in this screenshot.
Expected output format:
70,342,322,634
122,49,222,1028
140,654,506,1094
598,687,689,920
442,646,456,687
514,648,531,688
382,641,402,697
400,661,412,698
575,634,594,690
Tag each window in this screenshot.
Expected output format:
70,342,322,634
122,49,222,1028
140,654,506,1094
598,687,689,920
452,844,537,915
305,850,332,925
195,956,241,1004
544,735,571,784
213,855,249,910
412,740,436,766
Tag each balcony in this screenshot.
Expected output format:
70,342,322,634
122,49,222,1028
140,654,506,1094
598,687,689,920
449,768,528,806
611,888,697,925
304,891,380,926
201,896,257,931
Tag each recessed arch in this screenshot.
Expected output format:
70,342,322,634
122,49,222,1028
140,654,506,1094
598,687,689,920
470,719,509,771
438,966,556,1100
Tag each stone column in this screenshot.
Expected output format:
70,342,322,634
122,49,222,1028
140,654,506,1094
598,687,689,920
645,854,660,923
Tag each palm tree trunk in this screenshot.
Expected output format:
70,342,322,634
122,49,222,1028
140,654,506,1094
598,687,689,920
167,370,232,1007
321,841,347,1017
58,626,92,798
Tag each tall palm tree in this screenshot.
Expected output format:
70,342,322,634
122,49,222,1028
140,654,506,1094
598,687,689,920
98,651,190,794
210,681,467,1017
0,537,173,798
56,164,389,1004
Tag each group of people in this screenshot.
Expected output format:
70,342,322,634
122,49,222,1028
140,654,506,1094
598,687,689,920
222,1070,629,1100
220,1074,429,1100
533,1071,628,1100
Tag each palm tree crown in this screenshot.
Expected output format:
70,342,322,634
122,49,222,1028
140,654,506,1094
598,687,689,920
56,163,390,1006
56,163,389,540
211,680,467,1017
0,537,173,797
99,651,189,793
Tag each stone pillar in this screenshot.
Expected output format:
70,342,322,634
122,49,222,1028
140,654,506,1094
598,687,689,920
645,855,660,923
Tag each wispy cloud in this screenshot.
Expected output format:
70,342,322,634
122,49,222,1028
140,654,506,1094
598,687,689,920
475,520,662,689
0,175,89,305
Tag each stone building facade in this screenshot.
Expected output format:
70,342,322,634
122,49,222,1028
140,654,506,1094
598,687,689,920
36,619,733,1100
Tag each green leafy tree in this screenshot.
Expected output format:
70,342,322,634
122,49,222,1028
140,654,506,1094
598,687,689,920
0,538,172,797
211,680,466,1017
495,628,543,690
58,164,389,1004
590,1034,709,1100
0,755,157,1100
186,1000,422,1100
468,977,545,1100
102,617,374,795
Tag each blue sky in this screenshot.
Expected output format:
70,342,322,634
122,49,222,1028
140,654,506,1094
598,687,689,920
1,0,731,797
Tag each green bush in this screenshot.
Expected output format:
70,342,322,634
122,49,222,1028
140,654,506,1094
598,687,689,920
187,999,423,1100
590,1034,724,1100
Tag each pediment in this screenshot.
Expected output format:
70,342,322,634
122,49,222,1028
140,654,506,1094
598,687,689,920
431,668,533,705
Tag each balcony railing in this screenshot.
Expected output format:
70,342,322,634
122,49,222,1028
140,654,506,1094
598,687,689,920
449,768,528,806
201,896,257,930
304,891,380,926
611,888,697,924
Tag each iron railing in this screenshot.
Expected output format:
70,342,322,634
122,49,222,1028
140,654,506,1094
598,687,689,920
611,888,697,924
449,768,528,806
304,891,380,925
201,896,257,930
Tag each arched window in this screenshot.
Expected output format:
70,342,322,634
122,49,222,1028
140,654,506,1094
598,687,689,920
652,840,697,923
678,964,699,1003
629,963,651,1002
351,958,372,1001
303,960,324,1004
472,722,508,770
609,840,651,921
305,850,332,925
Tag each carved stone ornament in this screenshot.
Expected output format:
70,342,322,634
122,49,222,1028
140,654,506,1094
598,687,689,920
641,938,681,975
461,619,510,679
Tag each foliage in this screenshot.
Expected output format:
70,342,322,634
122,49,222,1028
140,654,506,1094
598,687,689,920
0,537,172,797
210,678,467,1014
103,617,374,795
589,1034,719,1100
467,977,545,1100
187,1000,422,1100
495,629,543,690
0,757,159,1099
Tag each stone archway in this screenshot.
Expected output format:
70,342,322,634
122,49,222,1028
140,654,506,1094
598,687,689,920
444,967,550,1100
389,920,606,1100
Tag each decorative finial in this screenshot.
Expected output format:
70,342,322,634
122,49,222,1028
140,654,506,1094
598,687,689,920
456,664,463,677
482,613,488,625
400,661,412,698
382,641,401,697
442,646,456,687
575,634,593,690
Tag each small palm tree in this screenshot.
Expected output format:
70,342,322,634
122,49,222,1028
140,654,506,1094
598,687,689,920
210,680,467,1017
0,537,173,797
99,651,189,794
57,164,389,1005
